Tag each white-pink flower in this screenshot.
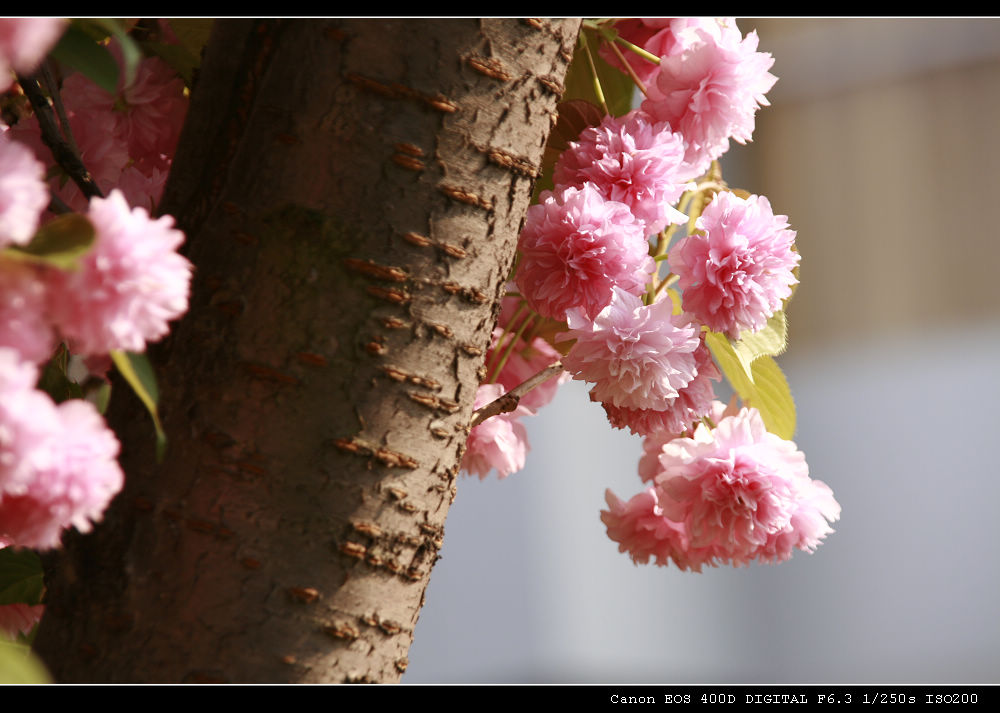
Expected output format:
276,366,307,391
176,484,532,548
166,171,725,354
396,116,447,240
671,191,799,340
0,258,55,364
460,383,531,480
0,128,48,248
600,337,720,437
562,287,701,412
0,18,66,92
636,399,739,483
553,110,689,235
515,184,653,322
641,27,777,178
655,408,840,566
0,349,124,550
46,189,192,356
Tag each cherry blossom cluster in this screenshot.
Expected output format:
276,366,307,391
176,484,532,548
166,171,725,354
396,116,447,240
462,17,839,570
0,19,191,577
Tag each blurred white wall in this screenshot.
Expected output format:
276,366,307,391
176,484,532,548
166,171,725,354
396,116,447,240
403,19,1000,683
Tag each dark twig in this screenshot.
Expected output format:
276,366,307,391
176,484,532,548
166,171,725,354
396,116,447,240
16,72,103,202
40,61,81,158
470,361,564,428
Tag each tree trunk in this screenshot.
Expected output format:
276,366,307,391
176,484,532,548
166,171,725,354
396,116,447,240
33,18,580,683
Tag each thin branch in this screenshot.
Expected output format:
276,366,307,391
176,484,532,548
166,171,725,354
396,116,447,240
470,361,564,429
40,61,81,159
16,72,104,202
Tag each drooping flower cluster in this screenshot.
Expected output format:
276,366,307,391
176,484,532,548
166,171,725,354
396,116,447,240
0,21,194,562
464,17,838,570
602,408,840,570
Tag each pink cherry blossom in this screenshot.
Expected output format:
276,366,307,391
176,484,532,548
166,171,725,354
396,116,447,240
0,127,48,248
553,110,689,235
599,18,741,88
0,258,55,364
641,27,777,178
46,189,192,356
0,399,124,550
0,18,66,91
636,398,740,482
655,408,840,566
0,601,44,640
0,349,125,550
671,191,799,340
600,337,720,437
9,43,187,212
460,384,531,480
514,184,653,322
562,287,701,412
600,488,713,572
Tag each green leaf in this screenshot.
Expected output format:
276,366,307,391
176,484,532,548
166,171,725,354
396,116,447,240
731,310,788,378
705,333,797,439
2,214,95,270
0,640,52,684
110,351,167,461
0,548,44,607
145,19,213,87
50,23,120,94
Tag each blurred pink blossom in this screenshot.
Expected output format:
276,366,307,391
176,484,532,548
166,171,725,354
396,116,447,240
671,191,799,340
0,349,124,550
562,287,701,412
0,601,44,640
0,259,54,364
9,42,186,212
0,127,48,248
46,189,192,356
460,384,531,480
641,27,776,178
0,18,66,91
515,184,652,322
553,110,689,235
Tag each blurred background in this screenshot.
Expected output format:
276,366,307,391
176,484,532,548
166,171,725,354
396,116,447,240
403,18,1000,683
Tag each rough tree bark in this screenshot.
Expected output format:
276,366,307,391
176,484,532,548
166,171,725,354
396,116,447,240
32,18,581,683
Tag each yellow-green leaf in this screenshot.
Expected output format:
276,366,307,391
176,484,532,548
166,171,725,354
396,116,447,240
705,333,797,439
110,351,167,461
731,310,788,377
2,214,95,270
0,640,52,684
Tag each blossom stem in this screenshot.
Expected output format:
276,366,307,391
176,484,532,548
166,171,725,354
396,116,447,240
578,31,609,115
483,300,526,378
487,310,534,385
471,361,564,428
40,61,81,160
605,38,648,97
17,72,104,201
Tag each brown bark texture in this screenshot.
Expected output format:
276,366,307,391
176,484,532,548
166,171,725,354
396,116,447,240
32,18,581,683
